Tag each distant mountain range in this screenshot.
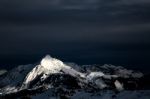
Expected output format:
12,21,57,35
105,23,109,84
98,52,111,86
0,55,150,99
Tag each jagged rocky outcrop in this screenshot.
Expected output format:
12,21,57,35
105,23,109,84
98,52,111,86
0,55,149,99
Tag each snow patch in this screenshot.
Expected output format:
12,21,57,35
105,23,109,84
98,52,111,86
114,80,124,91
87,72,104,81
41,55,64,70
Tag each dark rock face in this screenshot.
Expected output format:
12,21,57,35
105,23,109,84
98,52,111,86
0,74,81,99
138,74,150,90
44,74,80,88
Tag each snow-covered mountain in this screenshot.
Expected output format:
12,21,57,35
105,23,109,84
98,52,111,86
0,55,150,99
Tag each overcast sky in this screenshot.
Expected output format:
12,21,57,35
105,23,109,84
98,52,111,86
0,0,150,71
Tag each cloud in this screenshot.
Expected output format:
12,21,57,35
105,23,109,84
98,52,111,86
115,0,150,5
0,0,150,13
0,0,150,20
0,0,100,11
48,0,100,10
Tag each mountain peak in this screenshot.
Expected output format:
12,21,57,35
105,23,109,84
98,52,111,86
40,55,64,69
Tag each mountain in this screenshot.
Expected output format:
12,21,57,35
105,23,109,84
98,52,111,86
0,55,150,99
0,70,7,76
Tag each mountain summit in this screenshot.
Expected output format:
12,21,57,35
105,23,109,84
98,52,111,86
41,55,64,70
22,55,66,88
21,55,84,89
0,55,150,99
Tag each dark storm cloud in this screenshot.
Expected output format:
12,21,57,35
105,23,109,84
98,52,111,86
115,0,150,5
0,0,150,20
0,0,100,11
0,22,150,43
1,0,150,13
0,0,150,71
0,0,150,45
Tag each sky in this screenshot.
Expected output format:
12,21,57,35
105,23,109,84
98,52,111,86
0,0,150,72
